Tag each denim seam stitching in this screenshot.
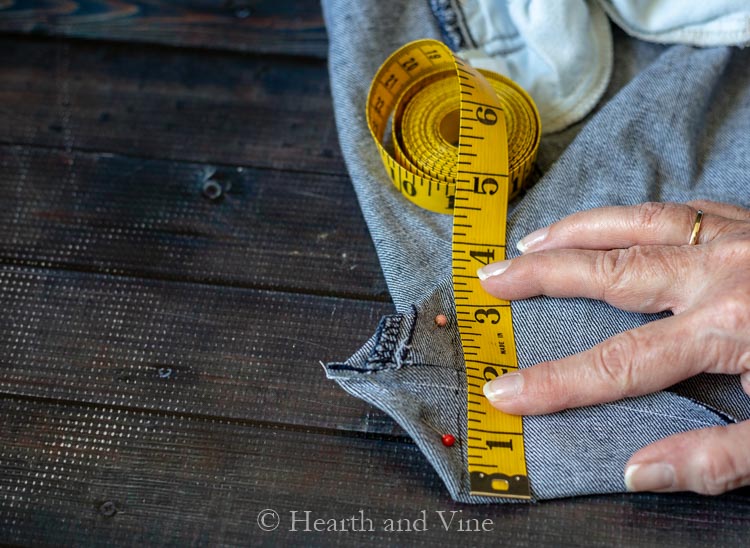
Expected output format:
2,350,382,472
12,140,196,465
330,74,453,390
327,310,418,373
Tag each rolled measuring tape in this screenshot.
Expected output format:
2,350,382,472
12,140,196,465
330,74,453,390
366,39,541,498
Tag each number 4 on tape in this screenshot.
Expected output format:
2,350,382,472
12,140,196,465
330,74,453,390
366,39,541,499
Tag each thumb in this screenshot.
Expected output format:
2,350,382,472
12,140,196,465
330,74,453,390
624,420,750,495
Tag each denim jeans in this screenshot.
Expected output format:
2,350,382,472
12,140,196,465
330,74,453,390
428,0,750,132
321,0,750,502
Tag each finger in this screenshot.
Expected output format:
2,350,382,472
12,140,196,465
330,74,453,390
624,420,750,495
483,306,750,415
483,313,702,415
478,245,700,314
687,199,750,222
516,202,736,253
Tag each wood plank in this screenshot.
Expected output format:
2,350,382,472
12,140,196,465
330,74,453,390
0,0,328,58
0,36,344,174
1,395,748,546
0,265,398,435
0,145,389,299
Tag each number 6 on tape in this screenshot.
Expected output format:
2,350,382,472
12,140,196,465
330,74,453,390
366,39,541,498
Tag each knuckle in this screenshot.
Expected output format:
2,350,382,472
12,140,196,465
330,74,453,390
711,293,750,332
633,201,672,230
705,217,750,244
694,300,750,374
634,201,704,245
697,327,744,375
593,332,639,398
595,248,641,302
633,201,693,235
693,436,739,495
711,237,750,264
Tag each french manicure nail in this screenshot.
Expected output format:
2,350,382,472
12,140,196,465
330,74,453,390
477,260,511,281
516,227,549,253
483,373,523,401
624,463,675,492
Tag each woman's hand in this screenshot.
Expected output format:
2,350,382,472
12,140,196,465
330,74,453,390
478,201,750,495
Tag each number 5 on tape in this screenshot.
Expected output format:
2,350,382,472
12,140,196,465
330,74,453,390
366,39,541,498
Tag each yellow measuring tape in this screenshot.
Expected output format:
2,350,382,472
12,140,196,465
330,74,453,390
366,39,541,498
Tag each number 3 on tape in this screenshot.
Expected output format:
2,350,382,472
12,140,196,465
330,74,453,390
366,39,541,498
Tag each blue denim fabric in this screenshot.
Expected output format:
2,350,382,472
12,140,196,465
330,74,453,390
322,0,750,502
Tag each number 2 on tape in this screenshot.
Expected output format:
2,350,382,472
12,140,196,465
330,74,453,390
366,39,541,498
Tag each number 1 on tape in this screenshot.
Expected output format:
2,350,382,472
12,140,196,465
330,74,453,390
366,39,540,498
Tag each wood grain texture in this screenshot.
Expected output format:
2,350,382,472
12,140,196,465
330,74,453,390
2,1,749,542
0,36,344,174
0,0,328,57
1,395,748,546
0,144,389,299
0,264,398,434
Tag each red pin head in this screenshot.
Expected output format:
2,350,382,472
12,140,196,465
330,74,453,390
423,417,456,447
441,434,456,447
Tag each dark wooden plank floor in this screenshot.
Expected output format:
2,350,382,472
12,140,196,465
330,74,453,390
1,2,748,546
0,0,328,58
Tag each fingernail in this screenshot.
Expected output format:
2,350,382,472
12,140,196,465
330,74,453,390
624,463,675,492
516,227,548,253
483,373,523,402
477,260,511,281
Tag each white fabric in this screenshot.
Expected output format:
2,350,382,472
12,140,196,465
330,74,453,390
449,0,750,134
459,0,612,133
600,0,750,46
